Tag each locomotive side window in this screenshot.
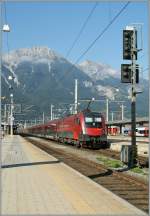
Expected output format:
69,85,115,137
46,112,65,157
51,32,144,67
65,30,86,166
75,118,80,125
77,118,80,125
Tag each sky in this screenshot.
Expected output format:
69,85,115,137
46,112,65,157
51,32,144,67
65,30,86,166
2,1,149,78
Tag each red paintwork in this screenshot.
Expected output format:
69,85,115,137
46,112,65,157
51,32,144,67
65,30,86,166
86,128,102,136
56,113,83,140
107,126,119,135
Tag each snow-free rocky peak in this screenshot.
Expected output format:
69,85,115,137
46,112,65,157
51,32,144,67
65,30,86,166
79,60,119,81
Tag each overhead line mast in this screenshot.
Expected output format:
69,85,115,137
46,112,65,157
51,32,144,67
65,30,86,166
74,79,78,114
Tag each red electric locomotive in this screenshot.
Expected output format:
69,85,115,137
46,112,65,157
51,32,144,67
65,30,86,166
22,109,108,149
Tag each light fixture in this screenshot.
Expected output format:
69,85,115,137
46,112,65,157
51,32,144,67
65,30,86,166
8,75,13,80
2,24,10,32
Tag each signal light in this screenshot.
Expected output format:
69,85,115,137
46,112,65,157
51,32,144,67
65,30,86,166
121,64,139,83
135,66,139,83
123,30,137,60
121,64,131,83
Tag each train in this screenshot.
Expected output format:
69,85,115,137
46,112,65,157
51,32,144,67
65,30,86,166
108,126,149,137
135,127,149,137
128,127,149,137
20,109,108,149
107,126,119,136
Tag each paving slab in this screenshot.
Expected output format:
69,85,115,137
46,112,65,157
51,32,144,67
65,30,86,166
1,135,147,215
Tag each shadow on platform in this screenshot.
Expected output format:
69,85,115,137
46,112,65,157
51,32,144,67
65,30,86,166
1,160,60,169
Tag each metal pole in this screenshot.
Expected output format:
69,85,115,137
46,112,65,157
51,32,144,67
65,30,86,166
148,2,150,211
111,112,114,121
4,104,7,119
7,105,10,129
130,28,137,167
10,95,13,136
0,7,2,215
74,79,78,114
0,2,2,142
42,112,45,124
106,98,109,122
50,104,53,120
4,104,7,134
24,120,27,128
121,104,124,121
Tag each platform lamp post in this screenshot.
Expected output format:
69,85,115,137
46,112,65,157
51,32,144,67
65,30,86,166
74,79,78,114
0,2,10,140
106,98,109,122
50,104,54,120
121,104,126,121
10,94,14,136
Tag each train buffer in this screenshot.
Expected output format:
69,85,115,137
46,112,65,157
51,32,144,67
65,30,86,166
1,135,147,215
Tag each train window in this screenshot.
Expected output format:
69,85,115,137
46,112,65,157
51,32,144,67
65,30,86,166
85,117,93,123
85,116,102,128
75,118,80,125
95,117,102,122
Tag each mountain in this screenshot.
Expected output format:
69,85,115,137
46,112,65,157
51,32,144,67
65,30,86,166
2,47,148,122
78,60,121,99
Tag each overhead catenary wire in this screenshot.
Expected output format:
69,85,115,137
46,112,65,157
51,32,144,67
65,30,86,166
58,1,130,85
66,2,99,58
74,1,130,65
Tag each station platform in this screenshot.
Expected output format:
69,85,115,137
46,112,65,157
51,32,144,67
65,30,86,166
108,135,149,157
1,135,147,215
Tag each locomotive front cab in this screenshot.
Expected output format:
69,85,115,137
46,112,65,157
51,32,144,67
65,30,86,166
81,110,107,148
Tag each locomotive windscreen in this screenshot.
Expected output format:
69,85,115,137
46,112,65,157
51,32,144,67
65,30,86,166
84,112,103,128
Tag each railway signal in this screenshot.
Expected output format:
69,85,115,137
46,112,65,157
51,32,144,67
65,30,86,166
121,64,139,83
121,25,142,168
121,64,131,83
123,29,137,60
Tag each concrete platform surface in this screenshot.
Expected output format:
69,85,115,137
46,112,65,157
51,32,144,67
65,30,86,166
1,135,147,215
108,136,149,157
108,135,149,143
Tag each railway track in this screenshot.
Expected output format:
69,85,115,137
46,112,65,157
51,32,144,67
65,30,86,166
24,136,149,214
29,135,149,167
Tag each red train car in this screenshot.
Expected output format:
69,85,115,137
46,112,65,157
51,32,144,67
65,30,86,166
22,109,108,149
128,127,149,137
107,126,119,136
135,127,149,137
